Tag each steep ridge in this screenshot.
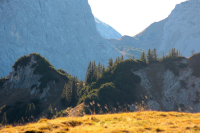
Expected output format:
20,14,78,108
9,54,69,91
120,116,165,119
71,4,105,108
131,55,200,112
159,0,200,57
0,53,70,123
109,0,200,58
1,52,200,124
95,17,122,39
0,0,121,80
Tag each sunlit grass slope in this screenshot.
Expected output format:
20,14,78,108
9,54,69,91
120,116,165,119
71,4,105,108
1,111,200,133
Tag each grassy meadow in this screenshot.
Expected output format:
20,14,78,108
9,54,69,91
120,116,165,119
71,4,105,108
1,111,200,132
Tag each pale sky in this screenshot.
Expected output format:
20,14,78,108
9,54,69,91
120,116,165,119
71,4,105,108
88,0,187,36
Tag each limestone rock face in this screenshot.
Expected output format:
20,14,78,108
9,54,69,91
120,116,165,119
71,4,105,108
159,0,200,57
132,58,200,112
110,0,200,58
0,0,120,79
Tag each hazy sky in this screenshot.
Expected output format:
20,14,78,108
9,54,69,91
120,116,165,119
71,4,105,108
88,0,187,36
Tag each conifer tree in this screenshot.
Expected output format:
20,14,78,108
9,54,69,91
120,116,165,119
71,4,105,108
108,57,113,67
47,103,53,119
91,61,98,82
85,61,92,84
97,62,102,73
117,56,120,62
153,49,158,61
101,65,105,74
71,77,77,104
132,56,135,60
140,52,146,62
1,112,8,125
26,103,35,119
121,55,124,61
147,48,152,63
114,58,118,65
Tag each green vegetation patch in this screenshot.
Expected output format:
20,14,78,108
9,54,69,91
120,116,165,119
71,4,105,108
78,59,144,113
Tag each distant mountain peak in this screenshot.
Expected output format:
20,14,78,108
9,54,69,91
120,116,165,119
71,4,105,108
109,0,200,58
94,17,122,39
0,0,121,80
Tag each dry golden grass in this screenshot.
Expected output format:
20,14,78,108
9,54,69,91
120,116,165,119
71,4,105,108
1,111,200,133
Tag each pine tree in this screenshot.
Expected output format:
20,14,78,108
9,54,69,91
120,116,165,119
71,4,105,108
61,83,72,106
97,62,102,73
47,103,53,119
26,103,35,119
129,55,132,59
147,48,152,63
121,55,124,61
114,58,118,65
85,61,92,84
71,77,77,105
117,56,120,62
153,49,158,61
132,56,135,60
91,61,98,82
108,57,113,67
140,52,146,62
101,65,105,74
1,112,8,125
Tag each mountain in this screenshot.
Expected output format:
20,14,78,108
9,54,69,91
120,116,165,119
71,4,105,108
0,53,71,123
81,52,200,112
0,0,121,80
1,52,200,124
109,0,200,58
95,17,122,39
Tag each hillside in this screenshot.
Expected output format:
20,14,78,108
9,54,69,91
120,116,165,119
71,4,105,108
77,51,200,113
1,111,200,132
0,53,80,124
0,0,121,80
109,0,200,58
1,52,200,125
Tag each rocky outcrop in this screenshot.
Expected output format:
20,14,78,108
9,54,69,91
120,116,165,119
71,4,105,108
0,54,68,110
109,0,200,58
0,0,121,80
131,57,200,112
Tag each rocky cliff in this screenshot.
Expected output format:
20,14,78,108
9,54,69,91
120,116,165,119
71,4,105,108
0,0,121,80
0,53,71,123
0,53,67,107
131,55,200,112
109,0,200,58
